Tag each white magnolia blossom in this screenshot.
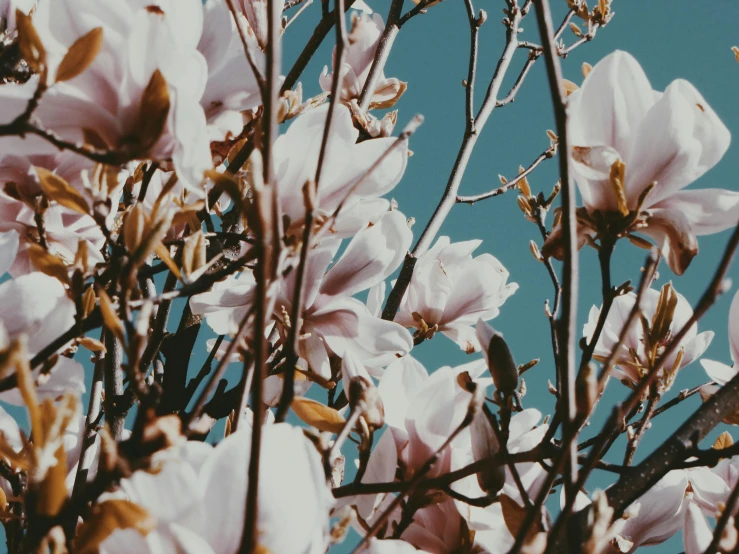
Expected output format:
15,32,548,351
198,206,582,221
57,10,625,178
585,285,713,386
545,50,739,274
701,289,739,388
0,151,104,275
320,13,406,108
193,209,414,381
0,0,262,192
101,423,333,554
395,237,518,352
452,409,549,552
0,244,85,403
275,103,408,237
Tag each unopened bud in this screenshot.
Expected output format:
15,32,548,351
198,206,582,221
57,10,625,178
530,240,542,262
576,363,598,420
349,378,384,431
470,410,505,494
569,22,582,37
476,319,518,394
343,351,384,430
476,9,487,26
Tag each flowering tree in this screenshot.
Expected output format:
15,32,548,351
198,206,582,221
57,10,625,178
0,0,738,553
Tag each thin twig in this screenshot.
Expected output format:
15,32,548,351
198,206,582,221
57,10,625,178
357,0,404,111
456,147,552,204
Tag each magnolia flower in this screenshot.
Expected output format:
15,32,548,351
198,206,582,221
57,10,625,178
614,467,731,553
585,284,713,388
452,410,549,553
700,289,739,389
394,237,518,352
199,0,264,139
100,423,333,554
275,209,414,378
0,271,85,404
543,50,739,275
192,210,414,382
0,0,222,191
275,103,408,237
0,151,104,276
319,13,406,109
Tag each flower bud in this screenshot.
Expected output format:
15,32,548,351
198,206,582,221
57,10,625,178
576,363,598,420
343,351,384,430
476,319,518,394
470,410,505,494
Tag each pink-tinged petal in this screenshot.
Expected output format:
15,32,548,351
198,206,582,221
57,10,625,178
440,324,479,353
571,145,623,212
0,405,22,452
626,79,728,207
320,210,412,297
0,230,19,276
679,330,714,369
405,367,458,470
190,273,255,335
120,459,202,524
653,189,739,236
169,92,212,193
686,466,730,513
282,239,340,312
619,470,689,548
440,254,518,326
0,273,75,354
730,289,739,364
341,349,373,398
354,429,398,520
310,296,413,366
300,330,332,379
701,359,736,387
569,50,655,155
669,80,731,181
330,197,390,237
415,259,452,326
275,105,357,220
321,136,408,211
684,501,713,554
198,0,232,70
378,356,427,430
366,281,386,318
507,409,542,447
638,207,698,275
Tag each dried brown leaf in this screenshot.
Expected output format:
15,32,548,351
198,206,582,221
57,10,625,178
16,9,46,74
291,397,346,434
75,500,156,554
55,27,103,82
714,431,734,450
27,244,69,285
78,337,106,353
136,69,170,153
36,167,90,215
97,289,125,342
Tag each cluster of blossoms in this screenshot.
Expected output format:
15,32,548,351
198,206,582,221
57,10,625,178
0,0,736,553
